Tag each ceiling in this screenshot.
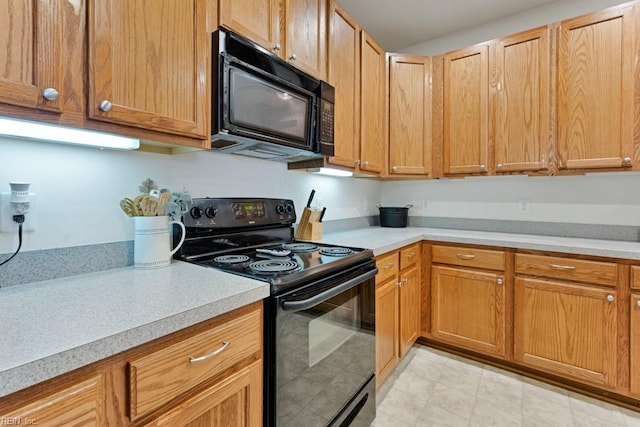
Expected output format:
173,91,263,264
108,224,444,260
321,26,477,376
337,0,561,51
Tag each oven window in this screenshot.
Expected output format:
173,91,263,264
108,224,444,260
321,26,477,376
229,67,309,141
275,279,375,426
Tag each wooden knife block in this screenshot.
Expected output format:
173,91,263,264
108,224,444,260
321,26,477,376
295,207,323,240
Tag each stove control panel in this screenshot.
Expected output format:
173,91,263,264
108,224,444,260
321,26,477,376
182,198,296,228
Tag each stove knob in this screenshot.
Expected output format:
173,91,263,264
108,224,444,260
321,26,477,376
204,206,217,218
190,206,203,219
285,204,294,214
276,204,286,215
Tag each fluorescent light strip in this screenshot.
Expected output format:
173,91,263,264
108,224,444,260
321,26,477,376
311,167,353,177
0,116,140,150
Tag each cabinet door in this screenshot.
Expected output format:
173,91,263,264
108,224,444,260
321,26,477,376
145,361,262,427
631,294,640,396
443,44,489,175
327,3,359,169
376,277,399,387
1,376,104,426
0,0,63,112
359,32,386,174
557,4,636,171
431,265,506,357
493,27,551,173
88,0,208,139
399,266,420,357
285,0,326,79
388,55,432,176
514,277,617,388
219,0,281,53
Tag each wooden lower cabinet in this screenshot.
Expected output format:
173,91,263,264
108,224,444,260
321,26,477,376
375,243,421,386
431,265,506,357
0,302,262,427
1,376,104,426
375,275,399,387
514,277,617,388
399,265,420,357
631,294,640,396
143,360,262,427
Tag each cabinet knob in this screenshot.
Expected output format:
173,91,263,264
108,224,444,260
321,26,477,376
496,278,503,285
636,300,640,308
355,159,361,165
480,164,486,170
363,161,369,167
606,294,615,303
289,53,297,60
496,163,503,170
397,281,403,288
392,166,397,172
623,157,632,165
99,100,113,112
42,87,59,101
273,43,281,51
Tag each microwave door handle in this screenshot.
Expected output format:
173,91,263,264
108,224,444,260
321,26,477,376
280,268,378,312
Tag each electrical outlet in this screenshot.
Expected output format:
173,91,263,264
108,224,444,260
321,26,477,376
518,199,530,214
0,192,37,233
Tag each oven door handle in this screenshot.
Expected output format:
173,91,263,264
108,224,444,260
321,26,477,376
281,268,378,312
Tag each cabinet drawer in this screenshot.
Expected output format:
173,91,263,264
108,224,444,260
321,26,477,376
632,266,640,290
516,254,617,287
432,245,505,271
376,252,399,284
129,306,262,419
400,244,420,270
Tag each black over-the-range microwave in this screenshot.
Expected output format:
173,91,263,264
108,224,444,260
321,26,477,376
210,28,335,163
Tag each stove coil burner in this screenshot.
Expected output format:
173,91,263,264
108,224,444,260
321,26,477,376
320,247,354,257
282,243,319,253
213,255,252,267
249,260,300,275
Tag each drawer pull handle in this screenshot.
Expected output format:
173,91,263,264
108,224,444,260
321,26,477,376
456,253,476,260
408,253,417,258
189,341,230,363
383,263,395,270
549,264,576,271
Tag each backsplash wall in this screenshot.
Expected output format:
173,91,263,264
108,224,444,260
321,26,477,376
381,174,640,227
0,137,381,254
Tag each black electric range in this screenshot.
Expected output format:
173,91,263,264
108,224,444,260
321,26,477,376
175,197,377,427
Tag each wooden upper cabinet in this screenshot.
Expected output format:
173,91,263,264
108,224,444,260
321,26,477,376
493,27,551,173
388,54,432,176
327,4,360,169
443,44,489,175
359,32,386,174
0,0,63,112
285,0,327,80
88,0,209,140
219,0,281,53
557,3,637,171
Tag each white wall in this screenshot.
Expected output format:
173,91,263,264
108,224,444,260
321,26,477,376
399,0,627,55
0,137,381,253
381,174,640,226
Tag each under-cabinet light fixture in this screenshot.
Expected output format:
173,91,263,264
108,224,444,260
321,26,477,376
307,167,353,177
0,116,140,150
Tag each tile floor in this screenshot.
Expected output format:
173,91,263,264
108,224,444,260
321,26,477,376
372,344,640,427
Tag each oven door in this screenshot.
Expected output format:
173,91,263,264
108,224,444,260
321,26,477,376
266,261,377,426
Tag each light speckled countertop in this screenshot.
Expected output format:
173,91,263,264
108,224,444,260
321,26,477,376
3,226,640,400
0,262,268,398
319,226,640,260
